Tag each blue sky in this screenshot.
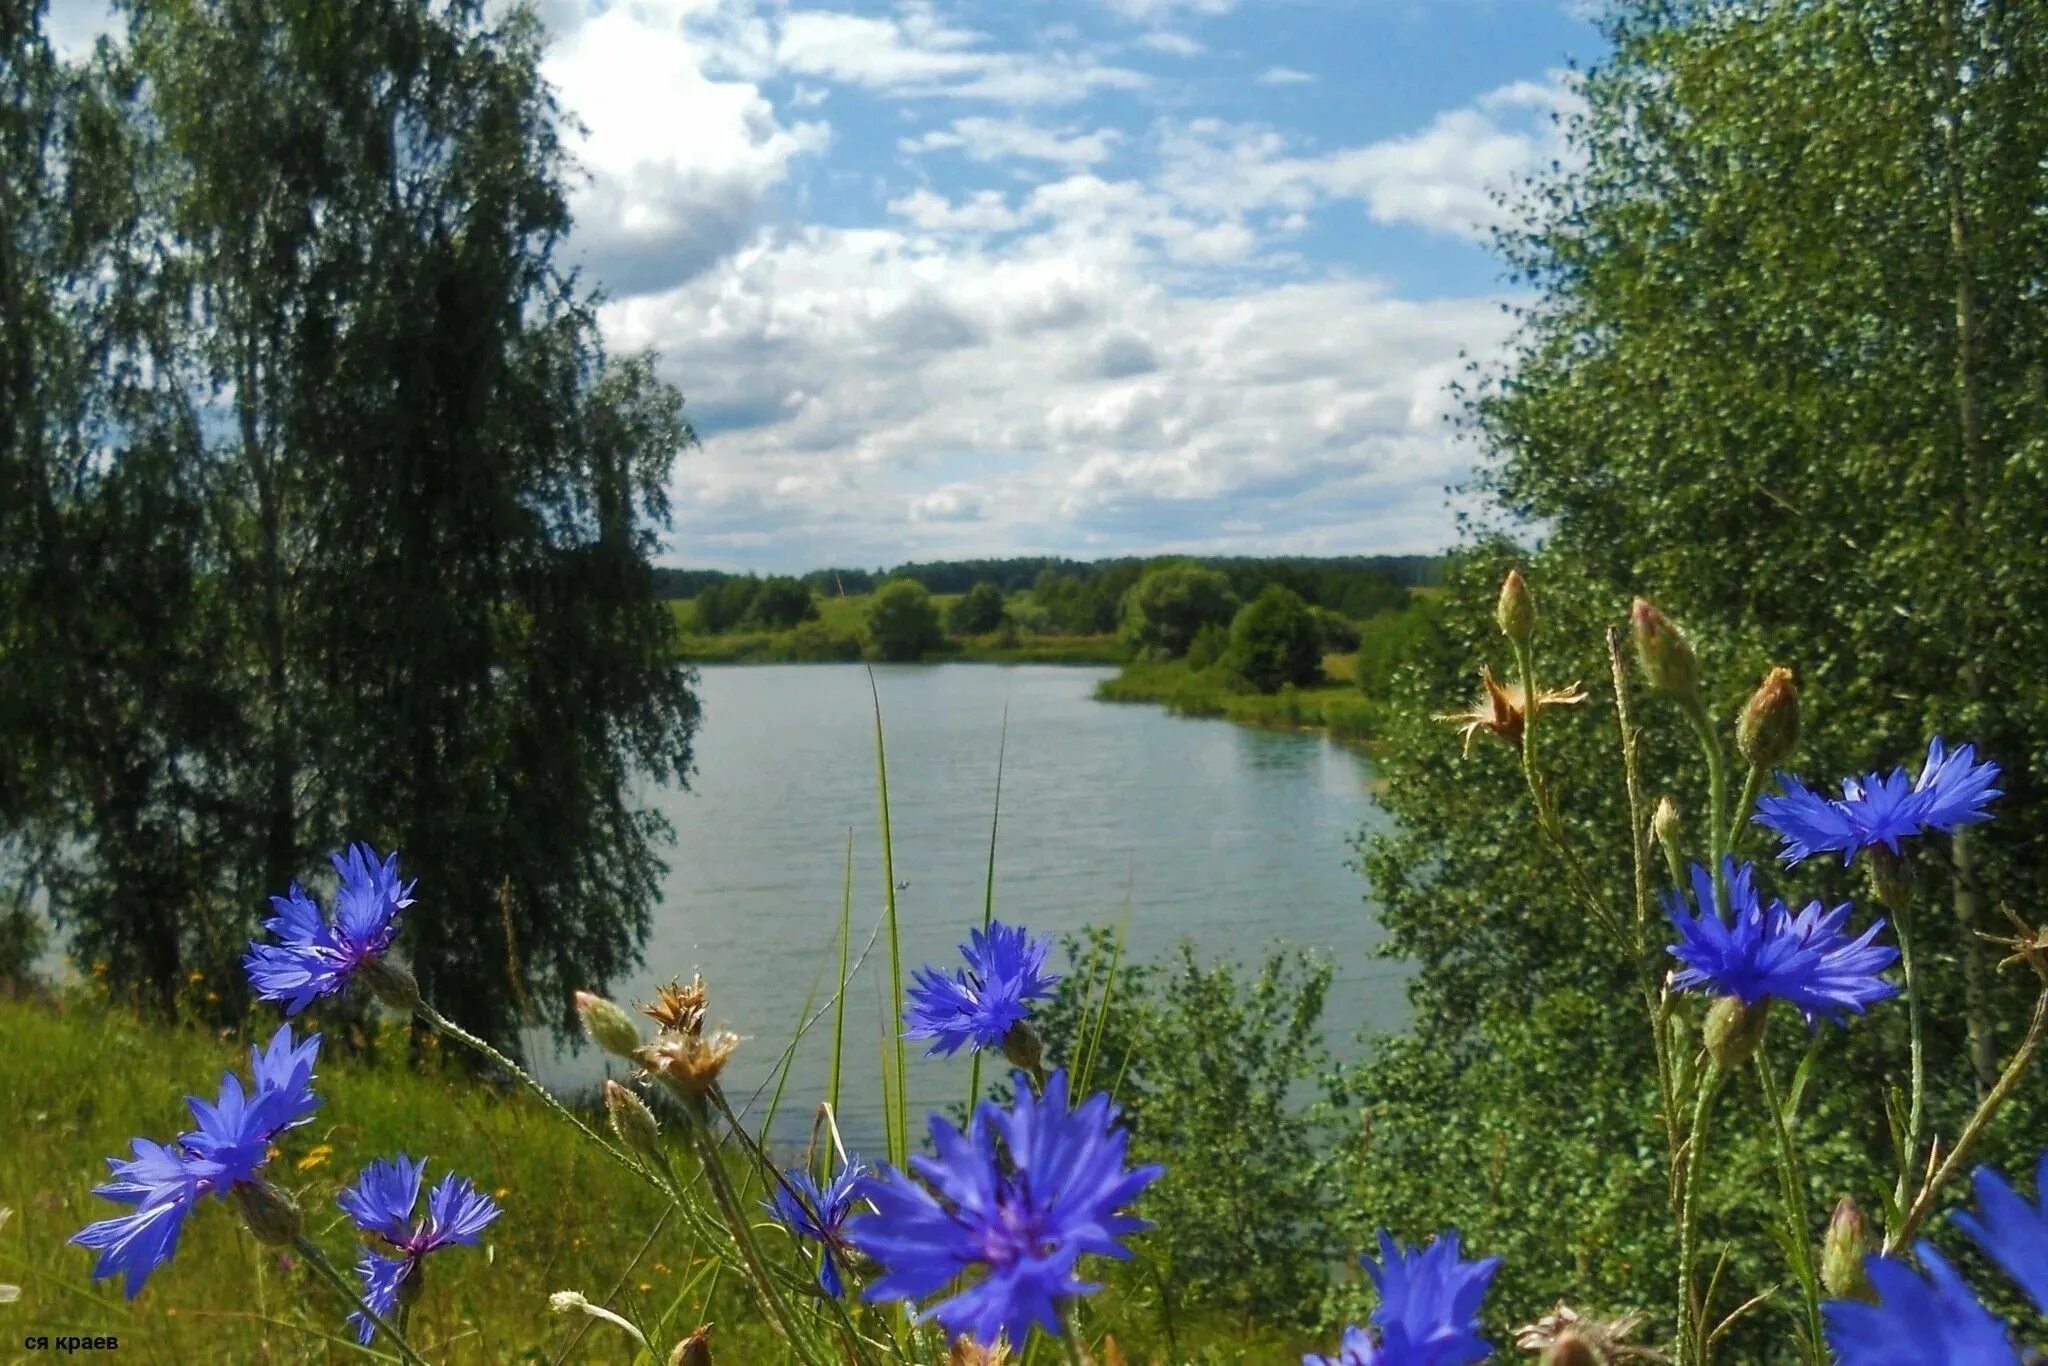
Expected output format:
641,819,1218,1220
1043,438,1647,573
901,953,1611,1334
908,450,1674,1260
48,0,1607,571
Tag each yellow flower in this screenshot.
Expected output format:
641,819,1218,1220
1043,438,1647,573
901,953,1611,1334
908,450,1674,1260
295,1144,333,1173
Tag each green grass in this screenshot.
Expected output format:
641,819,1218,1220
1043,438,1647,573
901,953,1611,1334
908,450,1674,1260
0,989,789,1364
1094,656,1385,745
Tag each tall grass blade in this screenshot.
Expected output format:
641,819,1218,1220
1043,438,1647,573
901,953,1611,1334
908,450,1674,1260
864,665,910,1169
967,705,1010,1114
1074,864,1134,1098
828,827,855,1138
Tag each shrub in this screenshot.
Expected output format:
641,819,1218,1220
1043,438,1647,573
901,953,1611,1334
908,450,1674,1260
1184,620,1230,670
864,578,944,661
1224,585,1323,693
1119,563,1238,659
1308,605,1361,654
947,581,1008,636
690,577,760,633
746,575,818,630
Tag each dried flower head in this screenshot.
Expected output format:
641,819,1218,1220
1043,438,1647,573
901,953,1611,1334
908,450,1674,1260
1513,1304,1668,1362
638,1030,741,1099
668,1323,714,1366
1436,666,1587,758
949,1336,1011,1365
640,975,709,1037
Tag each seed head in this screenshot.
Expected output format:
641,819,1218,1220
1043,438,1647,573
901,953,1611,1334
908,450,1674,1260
1630,599,1700,701
1513,1304,1666,1362
949,1337,1012,1366
1737,667,1800,771
1435,666,1587,758
637,1030,741,1101
575,991,643,1058
668,1323,714,1366
639,975,709,1038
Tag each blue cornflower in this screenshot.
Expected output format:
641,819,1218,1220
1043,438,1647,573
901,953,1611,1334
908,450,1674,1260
245,842,416,1014
903,921,1060,1058
847,1069,1161,1348
1665,858,1899,1025
1825,1150,2048,1364
765,1158,868,1297
1756,737,2001,866
1307,1230,1501,1366
71,1025,321,1298
338,1156,500,1342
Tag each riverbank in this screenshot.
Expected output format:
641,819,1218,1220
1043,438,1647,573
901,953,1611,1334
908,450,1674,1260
668,597,1128,665
1094,656,1385,747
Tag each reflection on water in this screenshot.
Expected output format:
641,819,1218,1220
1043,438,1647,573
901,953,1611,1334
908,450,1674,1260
525,662,1409,1151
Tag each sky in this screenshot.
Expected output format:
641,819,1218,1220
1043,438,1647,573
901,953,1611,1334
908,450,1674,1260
45,0,1607,572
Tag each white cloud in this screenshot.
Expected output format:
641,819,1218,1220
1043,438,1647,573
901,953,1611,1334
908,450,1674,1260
1137,30,1205,57
776,6,1147,103
900,117,1122,166
1097,0,1237,20
1256,66,1316,86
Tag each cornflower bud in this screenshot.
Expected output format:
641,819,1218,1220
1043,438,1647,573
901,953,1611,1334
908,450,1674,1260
1704,995,1768,1071
1652,797,1682,852
604,1079,661,1163
357,957,421,1013
1737,666,1800,771
1630,599,1700,702
1821,1195,1876,1302
575,990,643,1058
1497,569,1535,647
1000,1019,1044,1075
669,1324,715,1366
231,1180,303,1247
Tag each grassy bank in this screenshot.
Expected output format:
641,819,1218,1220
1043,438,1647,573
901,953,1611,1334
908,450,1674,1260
666,596,1127,665
1094,656,1384,746
0,990,784,1363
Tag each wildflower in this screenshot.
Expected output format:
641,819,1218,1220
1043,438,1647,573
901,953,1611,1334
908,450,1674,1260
1434,666,1586,758
1825,1150,2048,1364
337,1156,500,1343
1822,1196,1875,1302
72,1025,321,1297
640,974,708,1037
245,843,416,1014
765,1158,868,1297
1307,1230,1501,1366
903,922,1059,1059
1755,737,2001,866
1664,859,1898,1027
1512,1304,1665,1362
636,1029,741,1101
848,1070,1161,1348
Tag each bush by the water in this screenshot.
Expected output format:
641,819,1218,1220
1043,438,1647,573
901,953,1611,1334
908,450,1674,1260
1225,585,1325,693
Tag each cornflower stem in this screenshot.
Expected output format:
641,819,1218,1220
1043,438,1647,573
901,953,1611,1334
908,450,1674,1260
415,1001,654,1192
684,1111,824,1366
1886,986,2048,1253
1756,1040,1825,1361
1678,697,1730,911
1726,764,1764,856
1891,905,1926,1220
291,1234,430,1366
1060,1301,1090,1366
1678,1059,1725,1366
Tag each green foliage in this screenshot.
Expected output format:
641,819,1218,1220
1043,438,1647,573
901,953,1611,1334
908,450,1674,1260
1308,605,1361,655
1032,928,1341,1334
1353,596,1450,698
1225,585,1324,694
1184,621,1230,670
746,575,818,630
864,578,944,661
1120,563,1239,660
2,0,703,1043
692,576,762,633
946,581,1008,636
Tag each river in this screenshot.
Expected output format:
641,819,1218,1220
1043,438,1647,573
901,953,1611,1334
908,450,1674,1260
525,662,1407,1152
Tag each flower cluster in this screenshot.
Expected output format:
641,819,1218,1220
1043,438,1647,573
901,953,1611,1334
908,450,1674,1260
903,921,1059,1058
1825,1150,2048,1363
73,1026,321,1297
1756,736,2001,866
1307,1230,1501,1366
1663,857,1899,1026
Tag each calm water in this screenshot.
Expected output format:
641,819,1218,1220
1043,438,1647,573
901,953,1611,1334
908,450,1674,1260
527,663,1407,1151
